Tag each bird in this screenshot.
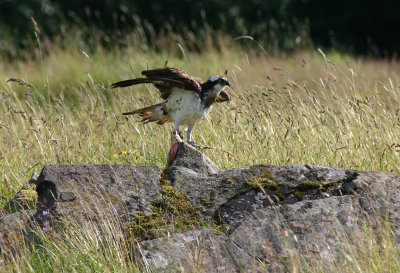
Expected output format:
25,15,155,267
111,67,230,144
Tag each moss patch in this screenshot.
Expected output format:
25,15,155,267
247,167,280,183
200,198,213,206
245,176,279,191
5,185,38,213
294,179,342,192
225,175,285,204
241,172,357,204
292,173,357,193
275,192,286,201
125,173,200,241
294,181,322,191
292,191,303,201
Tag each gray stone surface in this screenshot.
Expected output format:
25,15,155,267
168,142,220,175
230,196,360,270
0,210,35,235
35,164,162,222
156,145,400,271
166,164,278,219
218,165,358,230
138,228,257,273
167,158,359,229
228,170,400,270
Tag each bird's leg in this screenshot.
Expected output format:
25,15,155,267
186,125,200,149
173,122,184,140
186,125,193,142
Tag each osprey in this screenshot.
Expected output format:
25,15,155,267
111,67,230,143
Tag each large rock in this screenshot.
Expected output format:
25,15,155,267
166,146,359,228
217,165,359,229
230,169,400,270
2,142,400,272
157,144,400,271
35,164,162,222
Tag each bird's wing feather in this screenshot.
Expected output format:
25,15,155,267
112,67,202,100
142,67,202,98
112,77,185,89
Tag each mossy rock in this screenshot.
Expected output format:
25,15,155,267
293,173,357,193
6,184,38,213
125,175,201,241
245,176,279,191
295,181,323,191
292,191,303,201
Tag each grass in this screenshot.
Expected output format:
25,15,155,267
1,204,141,272
1,30,400,272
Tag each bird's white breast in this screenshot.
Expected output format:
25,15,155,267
166,88,209,126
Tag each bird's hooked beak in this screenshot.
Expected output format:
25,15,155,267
218,90,230,102
223,79,230,87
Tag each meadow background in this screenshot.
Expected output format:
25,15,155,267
1,1,400,272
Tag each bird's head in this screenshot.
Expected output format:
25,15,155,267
207,76,230,92
201,75,231,106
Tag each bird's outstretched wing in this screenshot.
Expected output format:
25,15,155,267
111,67,202,100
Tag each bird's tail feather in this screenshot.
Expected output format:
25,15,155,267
122,103,161,116
122,109,142,115
122,103,168,125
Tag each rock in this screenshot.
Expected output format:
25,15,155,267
0,210,35,236
28,172,40,184
168,142,220,175
217,165,359,229
229,170,400,270
0,210,35,257
166,162,358,228
2,145,399,272
160,150,400,271
165,165,268,219
137,228,256,273
5,172,40,212
35,164,162,222
230,196,360,270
